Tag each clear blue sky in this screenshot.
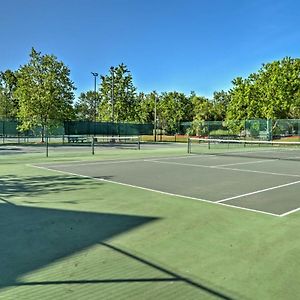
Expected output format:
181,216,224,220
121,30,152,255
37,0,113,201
1,0,299,99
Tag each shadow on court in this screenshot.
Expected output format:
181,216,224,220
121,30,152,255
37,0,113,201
0,174,105,198
0,202,158,289
0,173,237,299
0,202,236,300
0,147,26,155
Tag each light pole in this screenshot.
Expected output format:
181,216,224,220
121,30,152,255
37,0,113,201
91,72,98,155
91,72,98,122
110,67,115,123
154,95,157,142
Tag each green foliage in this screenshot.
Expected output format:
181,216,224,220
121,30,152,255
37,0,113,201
189,91,230,123
98,63,137,122
135,92,157,123
14,48,76,137
225,119,245,136
186,120,207,136
212,90,231,120
227,57,300,121
0,70,19,118
190,94,213,121
157,92,190,133
248,120,260,138
74,91,101,121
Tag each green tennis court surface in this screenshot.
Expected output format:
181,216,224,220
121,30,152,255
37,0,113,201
1,145,300,299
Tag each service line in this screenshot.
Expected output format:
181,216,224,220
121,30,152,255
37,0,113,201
145,159,300,178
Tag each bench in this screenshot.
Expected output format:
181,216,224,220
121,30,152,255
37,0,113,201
67,136,87,143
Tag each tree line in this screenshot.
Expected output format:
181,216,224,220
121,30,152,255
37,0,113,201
1,48,300,135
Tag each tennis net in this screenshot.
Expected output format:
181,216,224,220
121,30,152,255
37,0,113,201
92,136,141,151
187,137,300,161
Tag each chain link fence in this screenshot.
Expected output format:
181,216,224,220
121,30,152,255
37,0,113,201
181,119,300,141
0,119,154,144
1,118,299,144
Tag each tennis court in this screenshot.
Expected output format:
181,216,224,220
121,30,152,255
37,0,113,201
35,142,300,217
2,142,300,299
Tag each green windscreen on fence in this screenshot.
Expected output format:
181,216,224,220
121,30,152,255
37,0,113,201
1,118,299,142
0,119,19,136
0,119,65,137
0,119,153,137
64,121,154,136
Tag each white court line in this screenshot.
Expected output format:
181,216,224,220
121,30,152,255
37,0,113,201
217,180,300,203
212,159,275,167
285,156,300,160
45,159,144,168
280,207,300,217
143,155,193,161
144,154,218,161
193,147,300,159
215,165,300,178
30,164,280,217
38,155,197,168
146,159,300,178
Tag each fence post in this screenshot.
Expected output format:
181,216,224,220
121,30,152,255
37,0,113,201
45,126,49,157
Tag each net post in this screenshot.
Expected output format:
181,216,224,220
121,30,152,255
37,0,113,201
187,137,191,154
91,137,95,155
45,126,49,158
207,121,210,139
266,119,270,141
138,136,141,150
2,119,4,144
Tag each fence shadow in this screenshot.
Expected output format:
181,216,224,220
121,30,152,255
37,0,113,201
0,202,158,289
0,175,238,299
3,226,237,300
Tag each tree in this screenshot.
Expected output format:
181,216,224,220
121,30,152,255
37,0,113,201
74,91,101,121
157,92,189,133
187,93,219,136
211,90,231,120
0,70,18,118
135,92,157,124
257,58,300,119
190,94,213,121
227,57,300,121
98,63,137,122
14,48,76,141
226,76,261,120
